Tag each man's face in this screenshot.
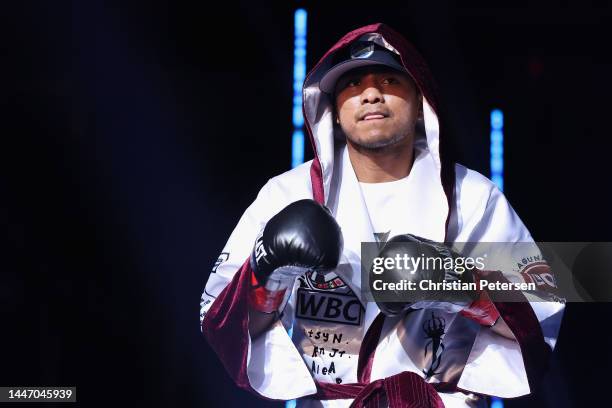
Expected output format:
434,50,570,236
334,65,421,150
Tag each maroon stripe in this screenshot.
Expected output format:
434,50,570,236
468,270,552,391
309,157,325,204
357,313,386,383
314,381,365,400
316,373,444,408
494,301,551,392
201,259,277,400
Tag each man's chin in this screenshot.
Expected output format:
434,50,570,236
349,134,405,150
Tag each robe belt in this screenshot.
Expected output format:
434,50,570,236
314,371,447,408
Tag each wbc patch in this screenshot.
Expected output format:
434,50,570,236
295,288,363,326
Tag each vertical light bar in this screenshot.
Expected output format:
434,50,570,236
286,10,307,408
490,109,504,192
490,397,504,408
292,8,307,168
489,108,505,408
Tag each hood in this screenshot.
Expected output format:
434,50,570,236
302,23,456,241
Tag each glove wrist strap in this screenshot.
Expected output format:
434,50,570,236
459,270,502,326
248,270,287,313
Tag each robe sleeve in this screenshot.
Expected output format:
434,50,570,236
199,180,317,400
456,183,565,397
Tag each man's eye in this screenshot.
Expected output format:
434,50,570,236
347,79,360,87
383,77,399,84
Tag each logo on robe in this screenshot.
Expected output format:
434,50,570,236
295,288,363,325
296,272,363,325
211,252,229,273
520,261,558,292
302,270,347,290
422,312,446,378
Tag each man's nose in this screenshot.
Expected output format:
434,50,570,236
360,84,384,104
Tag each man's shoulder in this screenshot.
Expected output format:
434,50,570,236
234,161,315,231
453,163,501,209
451,164,532,242
259,160,314,202
266,160,314,191
454,163,498,194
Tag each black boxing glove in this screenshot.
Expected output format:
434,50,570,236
371,234,486,318
249,199,344,313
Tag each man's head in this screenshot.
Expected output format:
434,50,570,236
320,41,423,151
334,65,422,150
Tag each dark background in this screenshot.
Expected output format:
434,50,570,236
3,1,612,407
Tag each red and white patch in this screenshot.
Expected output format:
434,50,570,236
305,270,347,290
520,261,557,292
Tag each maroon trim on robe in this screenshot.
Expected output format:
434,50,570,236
494,302,551,393
464,269,552,393
314,372,445,408
201,258,275,399
357,313,386,383
310,156,325,204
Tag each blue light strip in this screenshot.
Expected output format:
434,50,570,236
292,8,307,168
490,397,504,408
490,109,504,192
286,10,307,408
489,109,505,408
